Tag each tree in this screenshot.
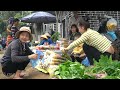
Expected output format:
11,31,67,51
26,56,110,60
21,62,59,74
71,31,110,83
0,11,17,20
0,11,33,20
0,11,33,37
55,11,63,32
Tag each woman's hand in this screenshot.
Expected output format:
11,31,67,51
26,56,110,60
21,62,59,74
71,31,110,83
79,53,86,58
62,48,69,53
28,54,38,60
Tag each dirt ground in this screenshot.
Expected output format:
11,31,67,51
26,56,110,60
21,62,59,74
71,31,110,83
0,51,50,79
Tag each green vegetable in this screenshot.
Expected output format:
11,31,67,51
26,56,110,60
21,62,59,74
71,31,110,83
85,55,120,78
54,61,94,79
61,52,72,61
51,32,60,42
54,55,120,79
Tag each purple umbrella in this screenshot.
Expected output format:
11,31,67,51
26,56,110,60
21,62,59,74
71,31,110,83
20,11,56,23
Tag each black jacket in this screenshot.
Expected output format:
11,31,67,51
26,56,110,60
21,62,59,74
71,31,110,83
1,39,34,65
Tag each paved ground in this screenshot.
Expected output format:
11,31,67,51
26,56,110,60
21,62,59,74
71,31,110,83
0,51,50,79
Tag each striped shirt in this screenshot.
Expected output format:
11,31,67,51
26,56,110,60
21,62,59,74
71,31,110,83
67,28,112,53
11,25,19,39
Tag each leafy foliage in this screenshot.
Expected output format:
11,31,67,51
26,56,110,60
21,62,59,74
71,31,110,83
51,31,60,42
54,55,120,79
55,60,95,79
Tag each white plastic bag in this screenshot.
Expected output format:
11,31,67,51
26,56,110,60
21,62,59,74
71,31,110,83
107,18,117,31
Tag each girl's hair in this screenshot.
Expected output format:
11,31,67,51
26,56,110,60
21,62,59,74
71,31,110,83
71,24,79,32
8,17,14,24
78,16,90,30
13,18,19,23
97,15,109,33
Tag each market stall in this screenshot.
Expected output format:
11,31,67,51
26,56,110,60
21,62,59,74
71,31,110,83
29,37,120,79
29,38,71,78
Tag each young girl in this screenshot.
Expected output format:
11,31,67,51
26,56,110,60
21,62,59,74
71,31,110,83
63,18,114,65
0,26,38,79
6,18,19,46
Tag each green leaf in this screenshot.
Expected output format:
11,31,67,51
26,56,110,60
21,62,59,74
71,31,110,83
54,71,60,75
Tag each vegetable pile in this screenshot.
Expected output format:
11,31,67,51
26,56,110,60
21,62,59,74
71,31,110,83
54,55,120,79
54,61,95,79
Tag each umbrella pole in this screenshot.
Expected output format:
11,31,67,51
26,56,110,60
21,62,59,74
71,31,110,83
43,23,45,33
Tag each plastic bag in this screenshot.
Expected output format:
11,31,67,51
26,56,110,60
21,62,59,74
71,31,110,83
107,31,117,41
107,18,117,31
30,50,44,68
81,57,90,67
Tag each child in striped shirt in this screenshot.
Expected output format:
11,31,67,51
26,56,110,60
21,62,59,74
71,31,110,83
63,18,115,65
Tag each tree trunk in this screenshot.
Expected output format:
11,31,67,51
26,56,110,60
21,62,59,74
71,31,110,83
55,11,59,32
33,23,38,41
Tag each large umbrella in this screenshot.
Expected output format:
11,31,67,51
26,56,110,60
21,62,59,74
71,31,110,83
20,11,56,23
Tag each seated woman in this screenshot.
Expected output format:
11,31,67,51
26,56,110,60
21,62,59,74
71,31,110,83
69,24,81,41
63,18,115,65
0,26,38,79
38,35,49,45
44,33,53,45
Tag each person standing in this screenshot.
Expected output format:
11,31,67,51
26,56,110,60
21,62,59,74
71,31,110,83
11,18,19,40
6,18,19,46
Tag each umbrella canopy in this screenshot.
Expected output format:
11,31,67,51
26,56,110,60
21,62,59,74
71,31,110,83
20,11,56,23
